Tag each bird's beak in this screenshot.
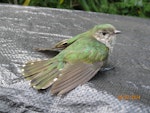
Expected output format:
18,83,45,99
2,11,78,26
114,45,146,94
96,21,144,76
114,30,121,34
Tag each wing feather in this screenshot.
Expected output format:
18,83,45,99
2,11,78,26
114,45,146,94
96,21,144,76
51,62,103,95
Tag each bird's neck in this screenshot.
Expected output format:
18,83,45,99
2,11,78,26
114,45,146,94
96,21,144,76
103,41,114,54
95,35,116,54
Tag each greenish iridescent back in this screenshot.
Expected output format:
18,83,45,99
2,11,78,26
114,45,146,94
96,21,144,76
56,36,109,63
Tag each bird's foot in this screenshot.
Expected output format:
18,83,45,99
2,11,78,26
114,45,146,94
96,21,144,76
100,66,115,72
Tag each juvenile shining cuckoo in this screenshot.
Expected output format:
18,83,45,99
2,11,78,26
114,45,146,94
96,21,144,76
22,24,120,95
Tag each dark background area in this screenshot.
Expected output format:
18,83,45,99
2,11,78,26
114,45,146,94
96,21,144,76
0,0,150,18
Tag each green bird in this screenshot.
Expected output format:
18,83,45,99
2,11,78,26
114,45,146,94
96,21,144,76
22,24,120,95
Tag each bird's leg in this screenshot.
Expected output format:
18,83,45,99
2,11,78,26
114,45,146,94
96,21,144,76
100,66,115,72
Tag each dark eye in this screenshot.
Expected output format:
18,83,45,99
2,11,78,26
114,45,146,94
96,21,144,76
102,32,107,36
62,43,67,45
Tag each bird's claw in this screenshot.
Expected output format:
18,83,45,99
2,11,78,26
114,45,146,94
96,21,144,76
100,66,115,72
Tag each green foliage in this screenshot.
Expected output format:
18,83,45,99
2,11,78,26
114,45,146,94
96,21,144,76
2,0,150,18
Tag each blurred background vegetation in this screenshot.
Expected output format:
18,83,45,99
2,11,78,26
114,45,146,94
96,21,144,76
0,0,150,18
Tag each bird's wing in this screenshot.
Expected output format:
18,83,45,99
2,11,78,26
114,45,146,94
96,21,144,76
35,31,91,52
35,39,74,52
53,39,70,50
51,62,103,95
34,39,69,52
53,32,88,50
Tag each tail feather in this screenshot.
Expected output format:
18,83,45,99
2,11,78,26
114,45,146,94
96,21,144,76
22,59,62,90
33,71,60,89
30,68,58,88
23,60,52,77
24,74,39,80
24,60,49,70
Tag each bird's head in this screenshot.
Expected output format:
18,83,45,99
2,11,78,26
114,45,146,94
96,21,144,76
92,24,120,51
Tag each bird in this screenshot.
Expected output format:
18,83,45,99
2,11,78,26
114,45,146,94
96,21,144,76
21,24,120,96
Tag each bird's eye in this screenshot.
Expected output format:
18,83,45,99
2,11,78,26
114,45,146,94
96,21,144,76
102,32,107,36
62,43,67,45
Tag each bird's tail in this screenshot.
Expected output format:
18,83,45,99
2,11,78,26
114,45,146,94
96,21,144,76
22,58,62,90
